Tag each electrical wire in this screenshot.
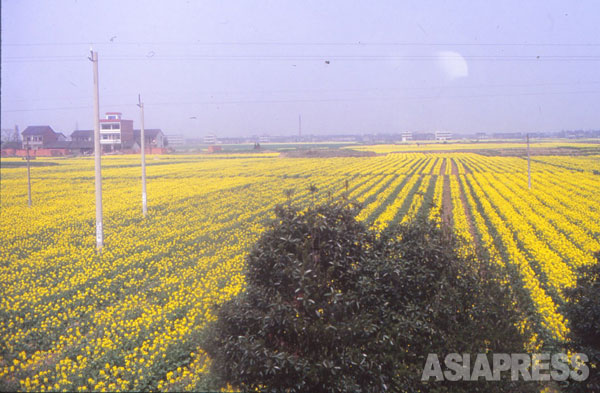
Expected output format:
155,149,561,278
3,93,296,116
4,54,600,63
4,41,600,47
3,90,599,113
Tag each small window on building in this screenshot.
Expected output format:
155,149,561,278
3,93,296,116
101,124,111,130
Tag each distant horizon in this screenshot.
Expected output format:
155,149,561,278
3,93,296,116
3,124,599,143
2,99,600,139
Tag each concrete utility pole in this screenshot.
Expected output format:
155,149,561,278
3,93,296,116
89,50,103,252
527,133,532,189
26,138,32,207
137,94,148,217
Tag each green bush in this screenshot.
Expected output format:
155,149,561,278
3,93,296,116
563,253,600,392
202,201,534,392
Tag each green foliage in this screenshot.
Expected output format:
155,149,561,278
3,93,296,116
562,253,600,392
203,201,533,392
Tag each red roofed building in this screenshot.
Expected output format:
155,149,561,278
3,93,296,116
21,126,61,149
99,112,134,152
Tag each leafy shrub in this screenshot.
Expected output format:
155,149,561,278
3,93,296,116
203,201,533,392
563,253,600,392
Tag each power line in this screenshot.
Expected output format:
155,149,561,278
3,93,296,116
4,40,600,47
4,54,600,63
3,89,599,112
145,90,600,105
2,105,90,112
4,80,600,104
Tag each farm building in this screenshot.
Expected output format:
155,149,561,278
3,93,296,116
401,132,413,142
21,126,63,149
435,131,453,141
71,130,93,142
204,134,217,144
165,134,184,148
99,112,134,152
2,113,169,157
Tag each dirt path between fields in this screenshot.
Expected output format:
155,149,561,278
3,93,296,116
451,157,473,175
441,177,452,232
463,162,472,174
439,158,447,176
451,158,459,176
440,159,452,232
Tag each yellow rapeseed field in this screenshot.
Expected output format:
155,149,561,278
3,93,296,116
1,148,599,391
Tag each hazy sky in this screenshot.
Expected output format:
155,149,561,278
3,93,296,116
2,0,599,137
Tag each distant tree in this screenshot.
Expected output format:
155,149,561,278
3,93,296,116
12,126,20,142
562,254,600,392
1,126,20,143
202,201,535,392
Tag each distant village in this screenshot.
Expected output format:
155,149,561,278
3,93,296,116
1,112,168,157
2,111,598,157
193,129,600,146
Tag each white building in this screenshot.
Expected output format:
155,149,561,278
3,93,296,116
435,131,452,141
204,134,217,144
99,112,134,151
165,134,184,148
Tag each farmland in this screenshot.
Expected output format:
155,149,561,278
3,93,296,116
1,146,599,391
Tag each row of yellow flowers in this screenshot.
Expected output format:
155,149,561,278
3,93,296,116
462,172,569,340
448,153,599,341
